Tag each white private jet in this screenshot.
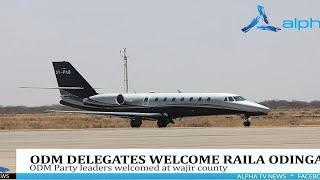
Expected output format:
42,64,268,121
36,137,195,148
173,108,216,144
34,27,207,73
51,61,269,128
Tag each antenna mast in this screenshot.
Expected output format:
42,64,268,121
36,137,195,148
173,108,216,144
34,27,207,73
120,48,129,93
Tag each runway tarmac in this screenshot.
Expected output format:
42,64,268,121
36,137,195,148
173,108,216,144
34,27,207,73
1,127,320,172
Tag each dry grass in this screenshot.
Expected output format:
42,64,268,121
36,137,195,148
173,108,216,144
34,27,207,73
1,109,320,129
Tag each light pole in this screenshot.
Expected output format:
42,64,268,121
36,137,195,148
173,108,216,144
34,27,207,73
120,48,129,93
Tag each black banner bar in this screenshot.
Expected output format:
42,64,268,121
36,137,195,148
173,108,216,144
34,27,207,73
0,173,16,179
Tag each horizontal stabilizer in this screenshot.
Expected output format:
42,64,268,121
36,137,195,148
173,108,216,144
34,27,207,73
19,86,85,90
20,87,102,90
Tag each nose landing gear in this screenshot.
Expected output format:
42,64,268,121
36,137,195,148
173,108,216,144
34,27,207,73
243,115,251,128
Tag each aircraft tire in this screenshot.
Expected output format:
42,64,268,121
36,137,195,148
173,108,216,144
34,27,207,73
130,119,142,128
243,121,251,127
157,120,168,128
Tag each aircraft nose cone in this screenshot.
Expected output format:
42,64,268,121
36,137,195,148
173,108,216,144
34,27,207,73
256,103,270,114
241,101,270,115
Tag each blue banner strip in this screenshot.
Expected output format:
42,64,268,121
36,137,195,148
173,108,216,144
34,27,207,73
16,173,320,179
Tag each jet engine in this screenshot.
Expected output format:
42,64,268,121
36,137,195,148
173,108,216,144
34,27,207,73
116,94,125,105
115,94,135,105
83,94,122,106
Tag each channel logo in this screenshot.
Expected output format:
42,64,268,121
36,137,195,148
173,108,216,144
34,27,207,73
241,5,281,33
242,4,320,32
0,167,9,173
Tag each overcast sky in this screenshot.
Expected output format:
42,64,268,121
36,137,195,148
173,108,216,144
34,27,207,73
1,0,320,106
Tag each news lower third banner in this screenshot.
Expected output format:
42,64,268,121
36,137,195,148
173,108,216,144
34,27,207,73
15,149,320,179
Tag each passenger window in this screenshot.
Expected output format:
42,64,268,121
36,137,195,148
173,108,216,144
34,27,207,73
198,97,202,101
224,97,228,101
228,97,234,102
181,97,184,101
189,97,193,101
172,97,176,102
163,97,167,101
155,97,158,102
207,97,211,102
144,97,148,102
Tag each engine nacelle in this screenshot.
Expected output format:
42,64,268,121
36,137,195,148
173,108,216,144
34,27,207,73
83,94,122,106
117,94,135,105
115,94,141,105
116,94,125,105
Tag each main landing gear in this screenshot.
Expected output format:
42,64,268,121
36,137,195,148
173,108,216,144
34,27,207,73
130,118,142,128
157,120,169,128
243,115,251,128
157,113,174,128
129,114,174,128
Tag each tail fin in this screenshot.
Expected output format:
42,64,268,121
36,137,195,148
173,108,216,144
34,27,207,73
52,61,97,98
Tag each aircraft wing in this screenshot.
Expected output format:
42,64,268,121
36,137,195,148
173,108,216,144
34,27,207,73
48,110,163,119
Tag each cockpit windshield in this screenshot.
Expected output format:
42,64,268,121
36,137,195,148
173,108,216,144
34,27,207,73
224,96,246,102
234,96,246,101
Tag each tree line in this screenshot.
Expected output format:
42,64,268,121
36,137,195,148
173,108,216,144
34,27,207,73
260,100,320,109
0,105,75,114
